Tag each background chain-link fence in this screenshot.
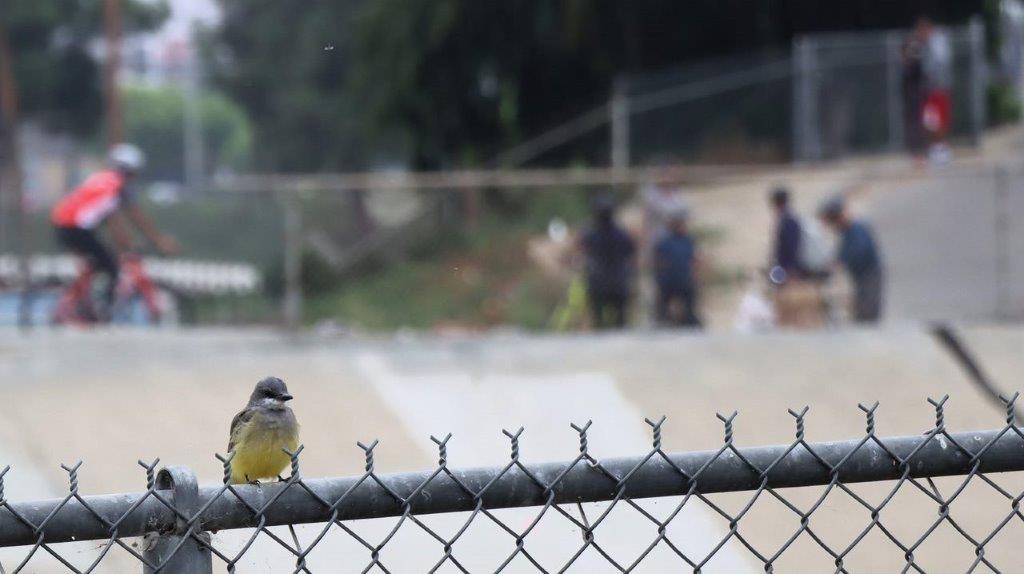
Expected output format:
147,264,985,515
503,20,988,168
792,21,986,162
209,160,1024,331
6,158,1023,330
2,395,1024,572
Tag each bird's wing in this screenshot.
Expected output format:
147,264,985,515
227,407,256,452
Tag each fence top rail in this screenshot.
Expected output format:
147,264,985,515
796,21,979,46
213,159,1024,194
1,396,1022,548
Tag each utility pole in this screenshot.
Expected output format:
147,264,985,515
609,77,630,176
282,195,303,331
182,47,205,193
103,0,124,146
0,17,31,329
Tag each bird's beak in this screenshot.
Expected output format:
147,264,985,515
279,394,293,402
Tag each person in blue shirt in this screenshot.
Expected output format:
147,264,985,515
654,207,702,328
581,198,636,329
819,196,884,323
770,187,804,282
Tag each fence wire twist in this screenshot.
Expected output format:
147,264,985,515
2,394,1024,573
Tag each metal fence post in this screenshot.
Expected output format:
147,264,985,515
182,50,205,195
885,30,905,152
792,36,820,162
282,194,303,330
462,187,481,229
142,466,212,574
610,76,630,171
969,16,987,147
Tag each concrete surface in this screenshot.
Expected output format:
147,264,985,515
869,165,1024,323
676,126,1024,328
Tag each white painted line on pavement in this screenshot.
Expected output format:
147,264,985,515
353,352,756,572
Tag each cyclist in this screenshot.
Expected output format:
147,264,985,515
51,144,178,319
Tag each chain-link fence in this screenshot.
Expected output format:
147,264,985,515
2,395,1024,572
211,158,1024,332
501,20,992,168
7,150,1023,331
624,19,989,165
625,54,794,166
793,21,986,162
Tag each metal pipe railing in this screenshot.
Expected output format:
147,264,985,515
1,427,1021,548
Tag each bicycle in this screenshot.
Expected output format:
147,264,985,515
53,252,165,325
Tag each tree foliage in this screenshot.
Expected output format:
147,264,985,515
207,0,986,171
202,0,368,172
3,0,168,136
350,1,784,168
124,85,253,183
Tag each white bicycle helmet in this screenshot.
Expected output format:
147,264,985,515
108,143,146,173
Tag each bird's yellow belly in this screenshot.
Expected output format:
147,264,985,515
230,424,298,484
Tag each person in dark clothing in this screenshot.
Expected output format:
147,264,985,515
654,208,702,328
769,187,804,283
581,198,636,329
902,29,927,160
819,196,884,323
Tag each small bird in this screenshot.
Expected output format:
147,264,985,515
228,377,300,484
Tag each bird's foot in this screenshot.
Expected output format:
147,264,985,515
245,475,261,486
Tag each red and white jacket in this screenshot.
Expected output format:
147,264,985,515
51,170,130,230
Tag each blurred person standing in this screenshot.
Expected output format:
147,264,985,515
654,206,702,328
639,163,688,325
767,186,822,328
918,17,953,164
581,197,636,329
768,186,804,283
642,165,686,245
819,196,884,324
902,24,928,163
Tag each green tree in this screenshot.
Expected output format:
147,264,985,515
124,85,253,183
207,0,986,171
349,1,790,168
3,0,168,137
202,0,370,172
352,1,988,169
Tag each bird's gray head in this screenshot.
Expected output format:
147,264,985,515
248,377,293,409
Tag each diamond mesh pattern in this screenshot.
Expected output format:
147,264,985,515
1,394,1023,573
